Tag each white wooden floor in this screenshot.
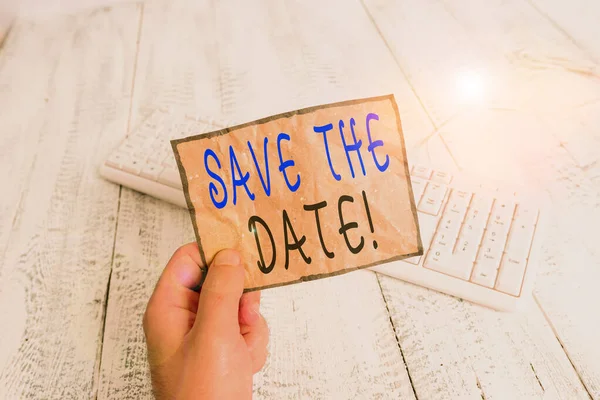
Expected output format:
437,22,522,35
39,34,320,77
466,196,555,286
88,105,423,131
0,0,599,398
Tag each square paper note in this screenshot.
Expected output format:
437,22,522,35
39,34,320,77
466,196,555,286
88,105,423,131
172,94,422,291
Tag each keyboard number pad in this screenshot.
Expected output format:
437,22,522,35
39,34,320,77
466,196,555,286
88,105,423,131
471,200,515,287
454,195,493,265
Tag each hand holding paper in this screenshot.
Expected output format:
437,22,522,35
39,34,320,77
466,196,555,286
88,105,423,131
172,95,422,291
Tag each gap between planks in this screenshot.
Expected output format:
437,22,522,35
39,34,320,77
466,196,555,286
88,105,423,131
93,3,145,399
93,186,122,400
375,273,420,400
533,294,595,399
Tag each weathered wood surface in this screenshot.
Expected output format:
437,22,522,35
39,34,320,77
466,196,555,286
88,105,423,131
363,0,600,397
0,0,599,398
0,4,140,398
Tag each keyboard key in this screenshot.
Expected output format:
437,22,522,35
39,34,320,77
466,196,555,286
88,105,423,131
120,141,138,155
454,195,493,260
440,190,471,235
514,204,539,227
121,158,143,175
431,230,454,252
431,170,453,184
151,139,166,153
148,146,169,164
485,199,515,246
140,164,163,181
425,248,472,280
454,237,478,265
105,151,128,168
158,168,184,189
471,233,508,287
471,240,504,287
418,183,448,215
162,156,177,169
446,190,471,215
505,219,536,260
495,256,527,296
412,165,432,179
471,256,501,287
461,196,492,227
491,199,516,225
410,176,427,203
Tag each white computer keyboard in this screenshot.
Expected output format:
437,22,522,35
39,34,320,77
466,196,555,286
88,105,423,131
100,109,234,208
100,109,546,311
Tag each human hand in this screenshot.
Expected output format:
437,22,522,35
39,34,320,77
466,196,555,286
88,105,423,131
143,243,269,400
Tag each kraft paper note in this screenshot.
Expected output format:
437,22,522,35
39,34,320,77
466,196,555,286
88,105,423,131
172,94,422,291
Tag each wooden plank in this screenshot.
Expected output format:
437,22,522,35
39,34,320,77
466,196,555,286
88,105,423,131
527,0,600,61
98,0,436,398
363,0,600,170
362,0,597,398
378,275,591,399
441,0,600,169
0,4,140,398
97,189,196,399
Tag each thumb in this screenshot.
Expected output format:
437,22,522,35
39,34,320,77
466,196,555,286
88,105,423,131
193,249,245,333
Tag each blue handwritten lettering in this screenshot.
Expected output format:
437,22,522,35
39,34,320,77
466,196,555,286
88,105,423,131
313,123,341,181
230,145,255,205
204,148,228,209
339,118,366,178
366,113,390,172
277,133,300,192
248,137,271,197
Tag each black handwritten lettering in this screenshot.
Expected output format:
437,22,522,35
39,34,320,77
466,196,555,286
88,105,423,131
361,190,378,249
282,209,312,269
248,215,276,274
303,201,335,259
338,195,365,254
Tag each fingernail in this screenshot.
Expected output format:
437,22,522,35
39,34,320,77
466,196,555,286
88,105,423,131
213,249,241,267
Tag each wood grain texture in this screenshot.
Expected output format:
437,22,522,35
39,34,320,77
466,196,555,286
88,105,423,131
528,0,600,62
378,275,590,399
0,4,140,398
254,272,416,399
2,0,599,398
362,0,600,397
363,0,600,170
97,189,195,399
98,0,432,398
